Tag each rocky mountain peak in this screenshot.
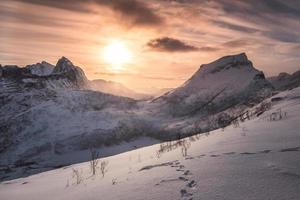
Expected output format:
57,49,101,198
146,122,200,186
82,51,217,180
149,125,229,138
53,56,75,74
198,53,252,75
155,53,272,116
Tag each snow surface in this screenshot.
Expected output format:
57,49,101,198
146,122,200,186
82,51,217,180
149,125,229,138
1,87,300,200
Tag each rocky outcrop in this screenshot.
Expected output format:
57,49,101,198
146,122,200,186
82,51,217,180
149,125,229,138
52,57,88,88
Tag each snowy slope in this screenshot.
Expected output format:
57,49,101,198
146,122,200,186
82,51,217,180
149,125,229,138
155,53,273,116
0,57,139,171
0,87,299,200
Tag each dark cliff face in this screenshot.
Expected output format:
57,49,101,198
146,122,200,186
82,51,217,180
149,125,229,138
2,65,31,79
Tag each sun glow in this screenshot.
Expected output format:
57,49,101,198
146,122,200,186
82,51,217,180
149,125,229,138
103,41,133,71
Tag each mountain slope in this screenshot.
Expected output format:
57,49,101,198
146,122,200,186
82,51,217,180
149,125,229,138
1,87,299,200
268,69,300,91
155,53,273,117
0,57,138,171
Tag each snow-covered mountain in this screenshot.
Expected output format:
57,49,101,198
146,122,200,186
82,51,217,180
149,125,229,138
0,53,275,181
268,69,300,91
0,57,138,171
25,61,54,76
155,53,272,116
1,86,300,200
90,79,151,100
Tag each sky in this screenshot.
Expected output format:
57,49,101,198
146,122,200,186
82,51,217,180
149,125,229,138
1,0,300,92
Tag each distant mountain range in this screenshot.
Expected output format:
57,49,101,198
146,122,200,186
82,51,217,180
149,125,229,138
90,79,151,100
268,70,300,91
0,52,298,181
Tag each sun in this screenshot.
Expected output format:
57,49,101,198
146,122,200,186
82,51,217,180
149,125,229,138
103,41,133,71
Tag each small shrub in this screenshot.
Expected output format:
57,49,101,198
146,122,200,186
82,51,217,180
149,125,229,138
89,148,99,176
100,160,109,177
72,168,83,184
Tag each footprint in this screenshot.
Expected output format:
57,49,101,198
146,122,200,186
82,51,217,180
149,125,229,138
187,180,196,188
223,152,236,155
180,189,192,197
240,152,256,155
280,147,300,152
210,154,220,157
183,170,192,176
259,150,271,154
185,156,194,160
179,176,189,181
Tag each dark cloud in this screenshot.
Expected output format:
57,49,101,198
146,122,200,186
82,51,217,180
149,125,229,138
147,37,198,52
102,0,163,26
263,31,300,43
216,0,300,18
16,0,163,26
211,20,259,34
171,0,300,43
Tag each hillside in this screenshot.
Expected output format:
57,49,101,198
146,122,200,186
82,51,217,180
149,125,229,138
1,86,299,200
0,53,275,181
268,69,300,91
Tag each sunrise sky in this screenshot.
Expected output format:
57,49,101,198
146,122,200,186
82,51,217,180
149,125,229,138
1,0,300,91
